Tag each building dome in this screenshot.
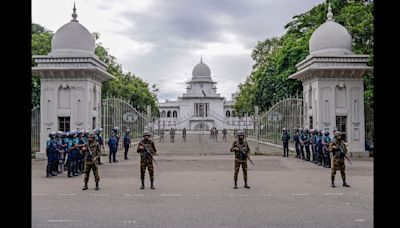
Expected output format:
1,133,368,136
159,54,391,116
50,5,95,56
309,4,353,55
192,57,211,77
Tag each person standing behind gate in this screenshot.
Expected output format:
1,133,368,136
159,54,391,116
230,130,251,189
182,128,187,142
281,128,290,157
123,128,131,160
108,129,118,163
137,131,157,189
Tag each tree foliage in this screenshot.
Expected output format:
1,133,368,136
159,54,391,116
234,0,374,113
31,24,159,115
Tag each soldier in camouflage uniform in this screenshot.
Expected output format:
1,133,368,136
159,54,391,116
329,131,350,188
137,131,157,189
230,130,250,189
80,132,101,190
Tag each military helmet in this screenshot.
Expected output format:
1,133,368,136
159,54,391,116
88,132,95,138
334,131,341,137
237,130,245,136
143,131,151,136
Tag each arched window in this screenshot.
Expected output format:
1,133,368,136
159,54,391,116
173,111,178,118
226,110,231,117
167,111,171,118
161,111,166,118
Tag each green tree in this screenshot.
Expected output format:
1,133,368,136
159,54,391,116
234,0,374,112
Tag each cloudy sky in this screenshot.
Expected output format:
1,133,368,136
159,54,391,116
32,0,322,102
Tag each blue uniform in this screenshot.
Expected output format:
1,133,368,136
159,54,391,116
46,138,58,176
322,135,331,168
123,133,131,159
315,135,323,165
293,133,300,158
108,133,118,162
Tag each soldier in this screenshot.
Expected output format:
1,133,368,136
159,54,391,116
281,128,290,157
222,128,227,142
322,130,331,168
230,130,250,189
108,129,118,163
170,128,175,143
137,131,157,189
160,128,164,142
293,129,300,158
182,127,187,142
123,128,131,160
329,131,350,188
46,132,57,177
81,132,101,190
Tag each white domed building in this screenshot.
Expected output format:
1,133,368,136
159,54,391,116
158,58,251,130
32,4,114,155
289,4,373,156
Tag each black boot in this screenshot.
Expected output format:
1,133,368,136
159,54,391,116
342,176,350,187
140,179,145,189
82,182,88,190
234,180,238,189
244,180,250,189
95,182,99,190
150,181,155,189
331,176,335,188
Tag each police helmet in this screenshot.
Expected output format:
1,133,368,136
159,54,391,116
237,130,245,136
282,128,287,131
126,128,130,132
99,128,103,132
324,131,329,136
49,132,56,137
333,127,338,132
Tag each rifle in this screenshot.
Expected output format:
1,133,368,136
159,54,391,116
83,143,99,164
333,142,352,165
237,144,254,166
139,142,157,165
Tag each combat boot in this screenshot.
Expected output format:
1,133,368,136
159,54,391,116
244,180,250,189
234,180,238,189
140,179,145,189
342,176,350,187
95,182,99,190
82,182,88,190
150,181,155,189
331,176,335,188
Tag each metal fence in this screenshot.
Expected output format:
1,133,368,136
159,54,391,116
31,106,40,155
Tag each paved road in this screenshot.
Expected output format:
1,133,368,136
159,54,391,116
32,133,373,228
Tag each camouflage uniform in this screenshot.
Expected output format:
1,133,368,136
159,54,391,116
230,134,250,188
81,137,101,190
137,136,157,189
328,131,350,188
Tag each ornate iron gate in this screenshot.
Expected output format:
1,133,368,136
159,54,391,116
101,97,154,152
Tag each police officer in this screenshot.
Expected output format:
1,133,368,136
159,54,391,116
322,130,331,168
222,128,227,142
230,130,250,189
137,131,157,189
81,132,101,190
68,130,80,176
315,129,323,166
46,132,57,177
77,130,87,173
304,128,311,161
108,129,118,163
123,128,131,160
299,128,306,160
329,131,350,188
310,129,316,163
293,128,300,158
182,127,187,142
94,128,104,165
281,128,290,157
